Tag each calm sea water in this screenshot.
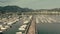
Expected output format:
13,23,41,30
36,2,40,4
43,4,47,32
37,23,60,34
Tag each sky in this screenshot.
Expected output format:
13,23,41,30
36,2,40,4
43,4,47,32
0,0,60,9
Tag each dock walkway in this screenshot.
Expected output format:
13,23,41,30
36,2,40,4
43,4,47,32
27,16,36,34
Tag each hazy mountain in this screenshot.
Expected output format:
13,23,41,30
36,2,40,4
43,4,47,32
0,6,33,14
0,6,22,12
0,6,60,14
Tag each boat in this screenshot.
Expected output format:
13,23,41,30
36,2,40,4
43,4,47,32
16,32,22,34
0,31,3,34
20,25,27,29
